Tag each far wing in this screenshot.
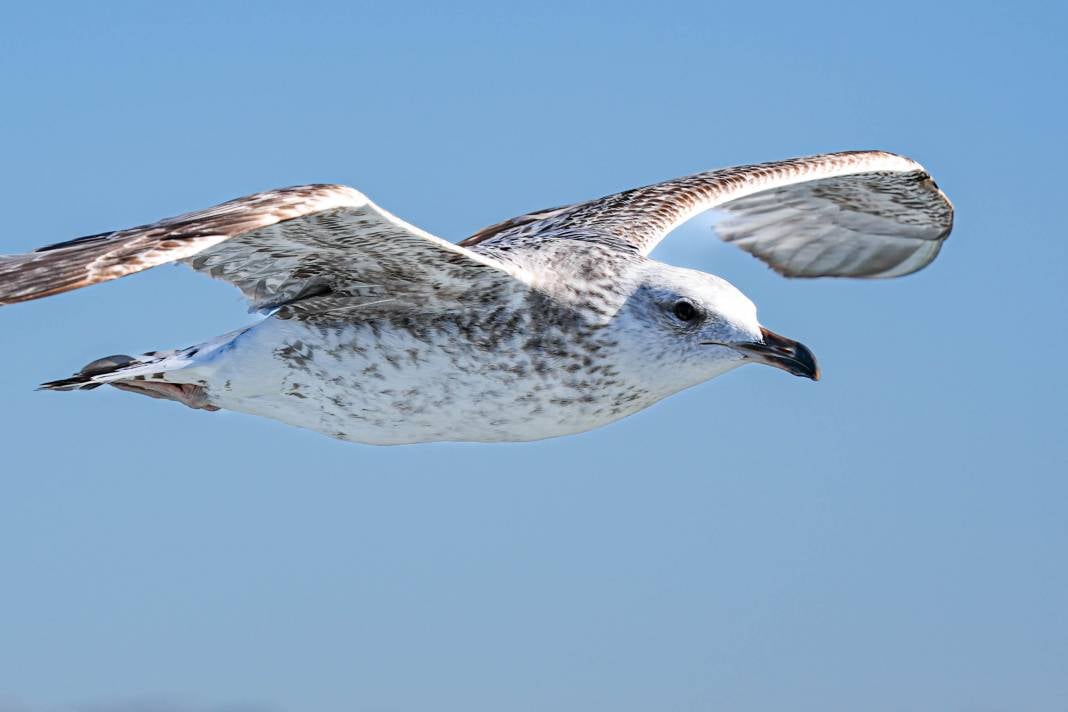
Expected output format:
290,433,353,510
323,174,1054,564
461,151,954,279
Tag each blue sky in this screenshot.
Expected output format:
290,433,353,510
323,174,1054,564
0,2,1065,711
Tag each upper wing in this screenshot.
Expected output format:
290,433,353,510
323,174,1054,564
0,184,523,315
461,151,954,279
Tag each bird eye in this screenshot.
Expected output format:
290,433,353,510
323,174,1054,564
672,300,698,322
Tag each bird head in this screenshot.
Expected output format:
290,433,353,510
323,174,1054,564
618,263,819,387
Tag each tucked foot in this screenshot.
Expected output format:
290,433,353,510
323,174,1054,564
109,381,220,411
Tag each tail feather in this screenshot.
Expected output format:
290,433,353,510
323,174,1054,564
38,353,173,391
37,325,251,392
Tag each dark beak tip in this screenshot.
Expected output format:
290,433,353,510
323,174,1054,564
794,347,820,382
797,345,820,382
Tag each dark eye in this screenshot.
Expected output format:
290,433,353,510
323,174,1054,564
672,300,698,322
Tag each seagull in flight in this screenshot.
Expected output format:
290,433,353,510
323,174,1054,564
0,151,953,444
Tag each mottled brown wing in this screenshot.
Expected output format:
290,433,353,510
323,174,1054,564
461,151,954,279
0,184,522,312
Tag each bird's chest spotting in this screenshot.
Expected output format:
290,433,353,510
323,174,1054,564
203,313,656,444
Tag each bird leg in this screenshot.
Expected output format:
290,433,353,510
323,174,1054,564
109,380,220,411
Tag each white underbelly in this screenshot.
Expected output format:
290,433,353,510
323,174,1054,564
187,317,657,445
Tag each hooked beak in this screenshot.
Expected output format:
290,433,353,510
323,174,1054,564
728,326,820,381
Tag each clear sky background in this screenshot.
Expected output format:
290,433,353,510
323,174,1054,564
0,2,1065,711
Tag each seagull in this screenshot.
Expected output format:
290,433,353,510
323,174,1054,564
0,150,953,444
